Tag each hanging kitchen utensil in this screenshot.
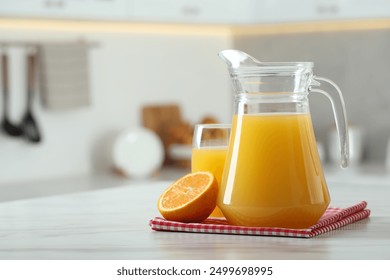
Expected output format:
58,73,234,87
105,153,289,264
21,51,41,143
1,51,23,137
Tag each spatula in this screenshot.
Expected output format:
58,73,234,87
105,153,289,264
21,52,41,143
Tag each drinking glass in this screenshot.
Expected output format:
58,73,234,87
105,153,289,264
191,124,231,218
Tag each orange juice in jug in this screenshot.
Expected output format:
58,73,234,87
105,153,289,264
218,50,349,229
218,113,330,228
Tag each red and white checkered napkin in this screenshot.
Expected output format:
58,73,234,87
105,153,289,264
150,201,370,238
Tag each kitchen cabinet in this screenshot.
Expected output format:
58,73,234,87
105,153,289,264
0,0,389,24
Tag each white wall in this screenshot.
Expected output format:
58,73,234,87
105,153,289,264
0,27,232,185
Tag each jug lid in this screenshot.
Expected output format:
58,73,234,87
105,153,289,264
219,49,313,75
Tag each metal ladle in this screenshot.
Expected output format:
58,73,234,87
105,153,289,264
21,52,41,143
1,52,23,137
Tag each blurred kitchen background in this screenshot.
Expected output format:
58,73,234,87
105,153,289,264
0,0,390,198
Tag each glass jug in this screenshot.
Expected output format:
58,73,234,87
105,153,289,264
218,50,349,229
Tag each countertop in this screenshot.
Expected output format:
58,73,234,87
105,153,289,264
0,166,390,260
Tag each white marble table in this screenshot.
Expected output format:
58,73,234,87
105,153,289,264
0,172,389,260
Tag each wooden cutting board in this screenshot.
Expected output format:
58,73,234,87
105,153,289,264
142,104,182,134
142,104,186,164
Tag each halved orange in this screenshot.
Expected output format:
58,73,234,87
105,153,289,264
157,171,218,223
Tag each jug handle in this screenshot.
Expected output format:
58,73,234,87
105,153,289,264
310,76,350,168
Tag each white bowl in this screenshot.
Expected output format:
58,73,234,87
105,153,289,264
112,128,164,179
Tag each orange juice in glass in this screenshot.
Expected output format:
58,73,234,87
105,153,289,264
191,124,231,218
